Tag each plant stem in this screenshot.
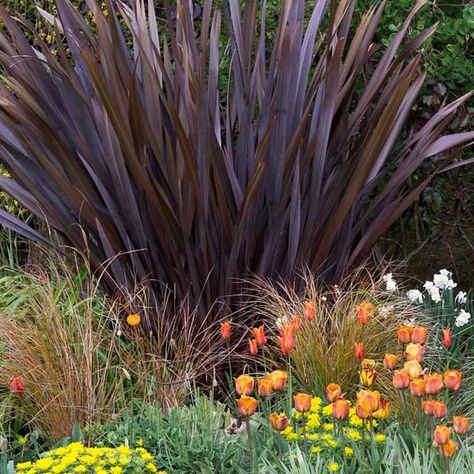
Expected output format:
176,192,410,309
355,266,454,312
245,418,256,474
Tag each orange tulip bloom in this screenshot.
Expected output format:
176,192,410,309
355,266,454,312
356,390,380,413
422,399,436,416
392,370,410,389
411,326,428,344
10,376,25,395
397,325,413,344
433,425,451,445
325,383,342,402
361,358,376,369
439,439,457,458
269,413,289,432
237,396,258,417
404,343,425,362
279,325,295,356
235,374,254,396
304,301,316,321
409,379,426,398
433,401,448,419
442,328,452,348
332,399,351,421
354,342,365,360
443,370,462,391
383,353,399,370
373,398,391,420
359,368,377,388
251,325,267,346
356,301,373,325
249,338,258,355
452,416,470,435
220,321,231,340
404,360,422,380
424,373,443,395
291,314,302,332
355,400,371,419
293,393,312,413
269,370,287,391
258,378,273,398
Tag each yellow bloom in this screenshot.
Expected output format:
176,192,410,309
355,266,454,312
110,468,123,474
35,458,54,470
322,405,333,416
328,462,340,472
307,433,320,441
344,447,354,457
135,439,144,447
375,433,387,443
311,446,323,454
146,464,158,473
126,313,141,326
17,435,27,446
349,415,363,427
74,468,87,473
346,429,362,441
16,462,32,470
306,413,321,430
323,423,334,432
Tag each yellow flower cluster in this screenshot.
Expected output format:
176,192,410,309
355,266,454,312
16,442,166,474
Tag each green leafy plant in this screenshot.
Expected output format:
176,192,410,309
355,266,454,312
0,0,472,328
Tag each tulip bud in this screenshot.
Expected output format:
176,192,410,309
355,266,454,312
279,325,295,356
372,398,391,420
359,368,377,388
291,315,302,332
356,390,380,413
404,361,422,380
397,325,413,344
304,301,316,321
10,376,25,395
356,301,373,325
251,325,267,346
439,439,457,458
422,399,436,416
411,326,428,344
424,373,443,396
235,374,254,396
269,370,287,391
354,342,365,360
383,353,399,370
269,413,289,432
452,416,469,435
392,370,410,389
433,425,451,446
433,401,448,419
355,400,371,419
443,370,462,391
220,321,231,341
442,328,452,348
409,379,425,398
325,383,342,402
237,396,258,417
404,343,425,363
293,393,312,413
332,399,350,421
258,378,273,398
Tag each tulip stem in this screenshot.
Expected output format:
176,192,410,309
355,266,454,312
245,418,256,474
302,418,308,455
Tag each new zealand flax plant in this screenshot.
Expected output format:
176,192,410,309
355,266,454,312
0,0,472,329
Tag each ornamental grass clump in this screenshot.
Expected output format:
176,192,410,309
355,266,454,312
0,0,472,329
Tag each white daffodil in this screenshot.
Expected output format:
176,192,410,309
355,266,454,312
383,273,397,291
406,289,423,304
455,291,467,304
455,309,471,327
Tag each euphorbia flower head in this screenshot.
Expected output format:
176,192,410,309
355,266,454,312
422,399,436,416
269,413,289,432
443,370,462,391
397,325,413,344
235,374,254,396
404,360,422,380
10,376,25,395
251,325,267,346
237,396,258,417
332,399,350,421
439,439,457,458
411,326,428,344
249,338,258,355
452,416,470,435
356,301,373,325
433,400,448,419
220,321,231,340
293,393,312,413
372,398,391,420
424,373,443,395
433,425,451,445
269,370,287,391
404,343,425,362
325,383,342,402
383,353,399,370
409,379,425,398
304,301,316,321
258,377,273,398
354,342,365,360
392,370,410,389
442,328,452,348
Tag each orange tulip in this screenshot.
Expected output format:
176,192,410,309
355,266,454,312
433,401,448,419
443,370,462,391
356,301,373,325
325,383,342,402
251,325,267,346
355,400,371,419
279,325,295,356
293,393,312,413
452,416,470,435
433,425,451,445
424,373,443,395
237,396,258,417
304,301,316,321
372,398,391,420
404,343,425,362
359,368,377,388
409,379,426,398
332,399,351,421
356,390,380,413
397,325,413,344
392,370,410,389
269,370,287,391
220,321,231,340
269,413,289,432
383,353,399,370
291,314,302,331
422,399,436,416
249,338,258,355
258,378,273,398
442,328,452,348
361,358,376,369
235,374,254,396
411,326,428,344
10,376,25,395
404,361,422,380
354,342,365,360
439,439,457,458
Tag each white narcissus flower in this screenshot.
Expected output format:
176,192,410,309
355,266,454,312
455,291,467,304
382,273,397,291
407,289,423,304
429,286,441,303
433,269,457,290
424,281,435,291
455,309,471,327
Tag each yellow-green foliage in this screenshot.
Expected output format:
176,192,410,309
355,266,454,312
15,442,165,473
